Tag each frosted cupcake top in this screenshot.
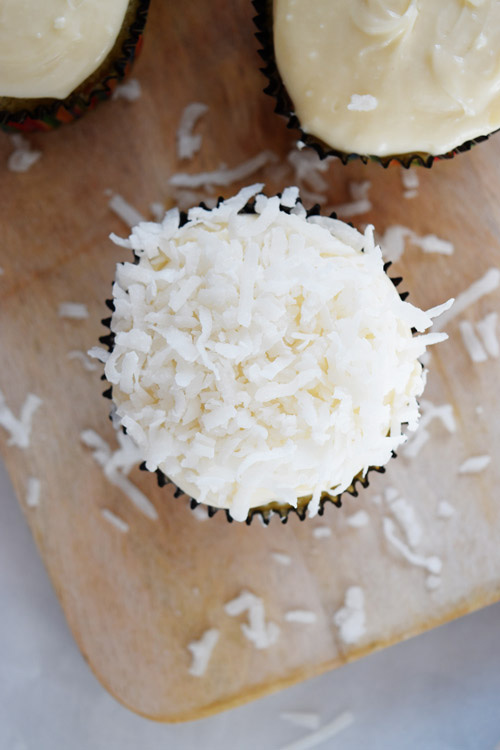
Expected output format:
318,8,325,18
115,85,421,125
0,0,130,99
102,185,449,521
274,0,500,157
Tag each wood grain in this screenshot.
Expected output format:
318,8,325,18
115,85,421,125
1,0,500,722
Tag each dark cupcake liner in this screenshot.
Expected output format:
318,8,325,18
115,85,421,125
0,0,150,134
252,0,495,169
99,193,409,524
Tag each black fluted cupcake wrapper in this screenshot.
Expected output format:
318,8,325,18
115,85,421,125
0,0,150,134
99,194,408,524
252,0,495,169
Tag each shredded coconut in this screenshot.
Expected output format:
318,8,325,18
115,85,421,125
459,320,488,363
426,575,441,591
333,587,366,644
332,180,372,217
346,510,369,528
280,712,321,731
58,302,89,320
7,135,41,173
404,400,456,458
191,504,209,521
401,168,419,192
67,350,98,372
108,193,146,227
169,151,277,189
404,189,419,200
176,102,209,160
476,312,499,358
388,497,422,549
313,526,332,539
187,628,219,677
101,508,129,533
284,610,317,624
380,225,454,263
112,78,142,102
458,455,491,474
105,185,446,521
224,590,279,649
0,390,42,449
272,551,292,566
437,500,455,519
81,429,158,520
150,202,166,222
383,517,442,574
26,477,41,508
433,268,500,331
347,94,378,111
277,712,354,750
287,147,333,204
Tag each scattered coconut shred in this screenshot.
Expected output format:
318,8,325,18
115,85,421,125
7,134,41,173
176,102,209,161
58,302,89,320
0,389,42,449
25,477,41,508
224,590,279,649
112,78,142,102
187,628,220,677
102,184,451,522
333,586,366,645
277,712,354,750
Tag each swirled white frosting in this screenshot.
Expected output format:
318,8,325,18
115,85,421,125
0,0,130,99
274,0,500,156
104,185,448,521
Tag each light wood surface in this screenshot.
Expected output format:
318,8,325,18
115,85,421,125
1,0,500,723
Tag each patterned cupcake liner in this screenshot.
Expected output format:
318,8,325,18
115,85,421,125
0,0,150,134
252,0,494,169
99,193,409,524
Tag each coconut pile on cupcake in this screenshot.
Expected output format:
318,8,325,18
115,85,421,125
97,185,451,522
261,0,500,165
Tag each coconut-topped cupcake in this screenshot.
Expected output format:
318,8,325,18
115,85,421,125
262,0,500,165
100,185,450,522
0,0,149,132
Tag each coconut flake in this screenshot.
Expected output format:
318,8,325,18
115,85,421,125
404,400,456,458
347,94,378,111
88,347,110,364
458,455,491,474
58,302,89,320
81,429,158,520
67,350,98,371
26,477,41,508
187,628,219,677
224,590,279,649
332,181,372,218
7,135,41,173
272,552,292,566
437,500,455,519
284,610,317,624
191,504,209,521
476,312,499,358
383,517,442,574
412,234,454,255
109,193,146,227
401,168,419,192
459,320,488,363
346,510,369,528
313,526,332,539
112,78,142,102
101,508,129,533
433,268,500,331
0,390,42,449
169,150,277,189
277,712,354,750
280,712,321,731
388,497,422,549
333,587,366,644
176,102,209,160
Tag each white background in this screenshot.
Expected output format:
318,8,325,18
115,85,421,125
1,459,499,750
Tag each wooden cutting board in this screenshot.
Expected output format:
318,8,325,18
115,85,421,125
1,0,500,723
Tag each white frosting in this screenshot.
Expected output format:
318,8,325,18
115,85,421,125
0,0,130,99
274,0,500,156
105,185,447,522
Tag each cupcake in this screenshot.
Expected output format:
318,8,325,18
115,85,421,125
97,185,449,523
255,0,500,167
0,0,150,133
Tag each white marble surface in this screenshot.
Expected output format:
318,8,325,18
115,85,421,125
1,458,499,750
